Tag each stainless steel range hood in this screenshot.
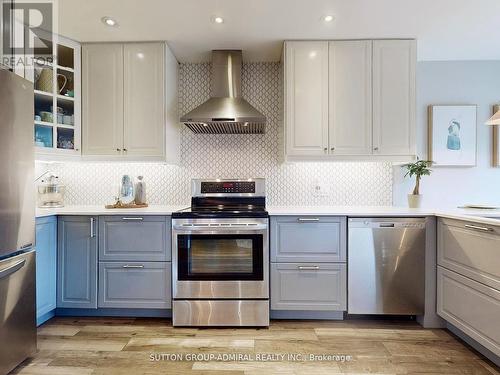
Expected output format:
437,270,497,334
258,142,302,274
180,50,266,134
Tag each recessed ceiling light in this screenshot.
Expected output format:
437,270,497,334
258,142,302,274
213,16,224,24
323,15,334,22
102,16,118,27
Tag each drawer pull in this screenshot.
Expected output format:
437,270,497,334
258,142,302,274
297,265,320,270
297,218,320,222
122,217,144,221
464,224,493,232
122,264,144,269
90,217,95,238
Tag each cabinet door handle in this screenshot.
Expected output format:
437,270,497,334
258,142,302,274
297,218,320,222
298,265,320,271
116,148,122,152
373,147,379,151
323,147,327,152
123,148,128,152
122,264,144,269
122,217,144,221
330,147,335,151
464,224,493,232
90,217,95,237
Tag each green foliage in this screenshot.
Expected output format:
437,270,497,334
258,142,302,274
403,159,432,179
402,159,433,195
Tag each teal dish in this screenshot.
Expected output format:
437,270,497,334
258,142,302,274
34,124,53,148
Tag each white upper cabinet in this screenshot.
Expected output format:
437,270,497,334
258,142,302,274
123,43,165,158
82,42,180,163
82,44,124,156
372,40,416,156
283,39,416,161
329,40,372,155
284,41,329,156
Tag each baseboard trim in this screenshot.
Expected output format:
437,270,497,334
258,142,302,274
56,308,172,318
270,310,344,320
447,323,500,367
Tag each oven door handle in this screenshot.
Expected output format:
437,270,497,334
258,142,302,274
172,224,268,231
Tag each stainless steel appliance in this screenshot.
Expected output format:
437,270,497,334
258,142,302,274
0,69,36,374
172,178,269,326
180,50,266,134
348,218,426,315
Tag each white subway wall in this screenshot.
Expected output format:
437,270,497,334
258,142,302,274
393,61,500,208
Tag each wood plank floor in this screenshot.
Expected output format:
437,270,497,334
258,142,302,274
12,317,500,375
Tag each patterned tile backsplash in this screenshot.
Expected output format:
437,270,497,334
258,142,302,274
36,63,393,206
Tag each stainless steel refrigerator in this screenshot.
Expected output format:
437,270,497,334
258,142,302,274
0,69,36,375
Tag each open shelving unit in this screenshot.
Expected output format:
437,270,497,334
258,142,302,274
32,36,81,159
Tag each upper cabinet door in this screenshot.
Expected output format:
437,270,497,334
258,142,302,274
82,44,124,156
372,40,416,156
285,41,329,156
123,43,165,158
329,41,372,155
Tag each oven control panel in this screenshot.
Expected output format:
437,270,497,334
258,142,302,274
201,181,255,194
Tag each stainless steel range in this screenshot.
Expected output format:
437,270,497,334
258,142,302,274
171,178,269,327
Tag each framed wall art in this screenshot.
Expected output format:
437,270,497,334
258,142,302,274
428,105,477,167
492,105,500,167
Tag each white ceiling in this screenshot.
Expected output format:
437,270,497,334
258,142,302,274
58,0,500,62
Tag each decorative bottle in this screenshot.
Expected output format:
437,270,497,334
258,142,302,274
135,176,147,205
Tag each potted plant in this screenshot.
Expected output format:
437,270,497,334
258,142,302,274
402,159,432,208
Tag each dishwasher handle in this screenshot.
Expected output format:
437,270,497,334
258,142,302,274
349,218,426,229
379,223,395,228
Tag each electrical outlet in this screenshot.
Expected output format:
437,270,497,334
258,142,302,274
312,180,330,197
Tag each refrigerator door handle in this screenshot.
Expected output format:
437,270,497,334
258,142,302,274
0,259,26,280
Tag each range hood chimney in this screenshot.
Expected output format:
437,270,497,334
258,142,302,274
180,50,266,134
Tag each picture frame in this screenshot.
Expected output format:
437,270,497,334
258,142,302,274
492,105,500,167
428,105,477,167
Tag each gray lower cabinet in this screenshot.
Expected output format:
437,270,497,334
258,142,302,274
98,262,171,309
437,266,500,356
57,216,98,309
271,216,346,262
271,263,346,311
99,216,170,261
437,217,500,358
438,218,500,290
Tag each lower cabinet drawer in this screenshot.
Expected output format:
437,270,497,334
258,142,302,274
98,262,171,309
271,263,346,311
437,266,500,356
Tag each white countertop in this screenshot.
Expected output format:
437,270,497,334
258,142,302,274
267,205,434,216
36,205,188,218
36,204,500,226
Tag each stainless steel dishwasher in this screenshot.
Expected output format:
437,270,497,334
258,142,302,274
348,218,426,315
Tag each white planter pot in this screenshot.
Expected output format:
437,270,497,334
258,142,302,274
408,194,422,208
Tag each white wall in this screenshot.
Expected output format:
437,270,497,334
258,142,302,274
393,61,500,208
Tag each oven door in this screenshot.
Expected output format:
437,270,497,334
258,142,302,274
172,218,269,299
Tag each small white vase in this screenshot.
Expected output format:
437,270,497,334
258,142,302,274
407,194,422,208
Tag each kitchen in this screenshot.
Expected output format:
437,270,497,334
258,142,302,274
0,0,499,374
